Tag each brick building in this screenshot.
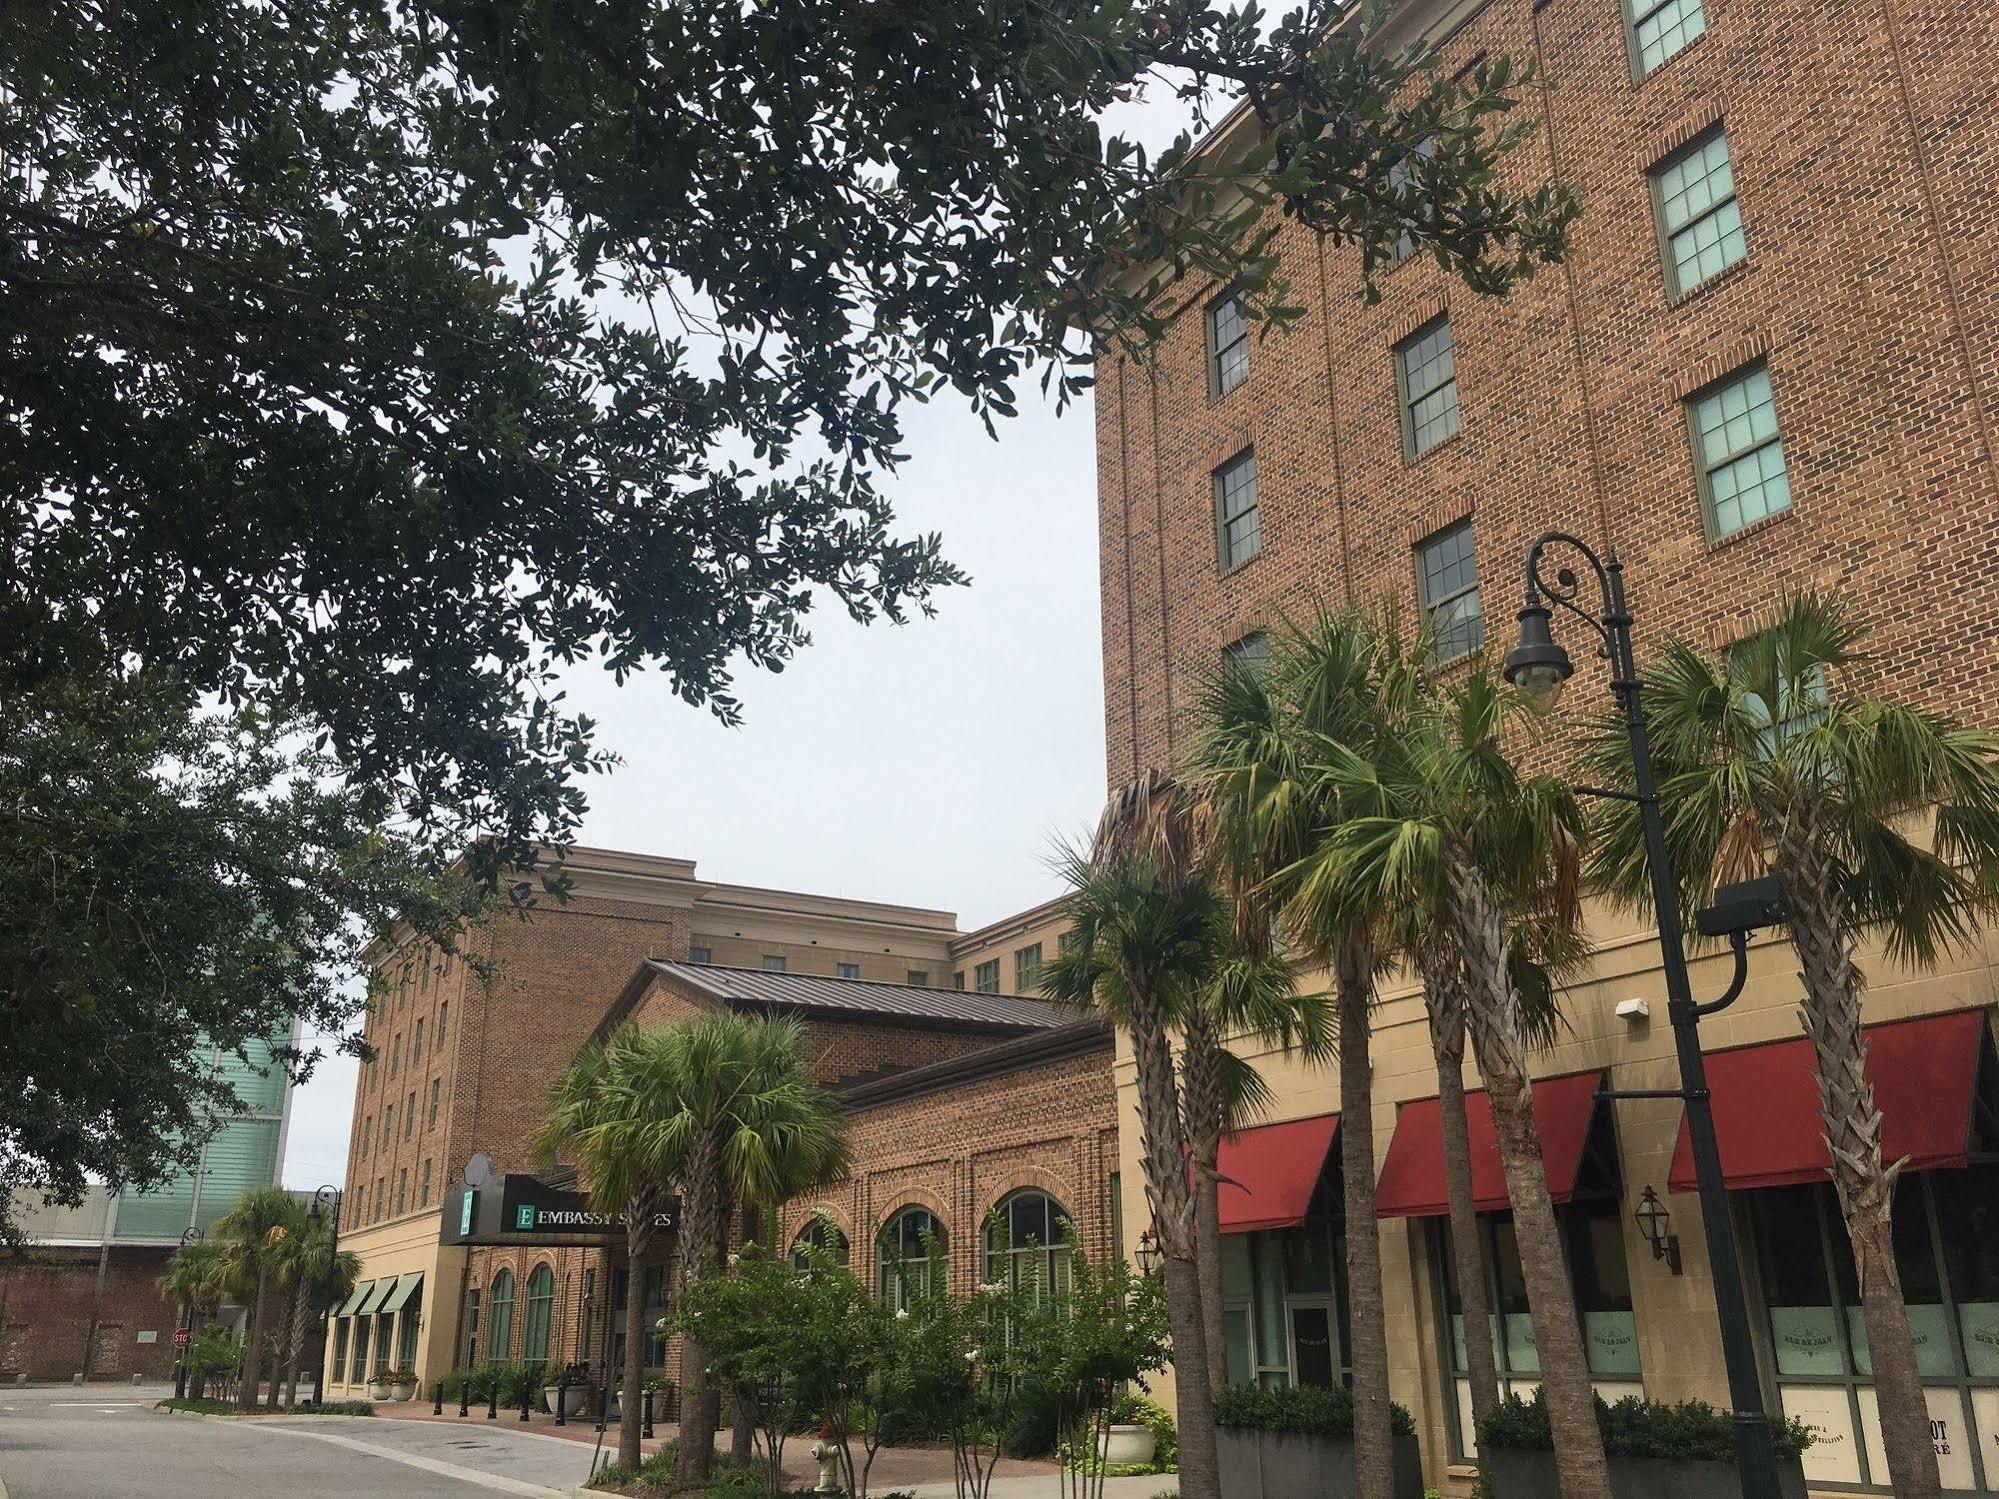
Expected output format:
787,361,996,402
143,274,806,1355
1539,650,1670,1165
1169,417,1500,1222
1093,0,1999,1492
319,848,1107,1409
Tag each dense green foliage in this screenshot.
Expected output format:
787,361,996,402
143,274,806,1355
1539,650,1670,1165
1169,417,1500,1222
158,1396,375,1417
0,671,475,1242
1212,1380,1416,1440
1476,1390,1815,1463
4,0,1576,889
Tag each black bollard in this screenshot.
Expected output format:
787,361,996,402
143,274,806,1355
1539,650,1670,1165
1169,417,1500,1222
458,1379,470,1418
554,1381,567,1427
487,1381,498,1420
433,1381,444,1415
520,1378,532,1422
595,1384,608,1433
642,1388,654,1440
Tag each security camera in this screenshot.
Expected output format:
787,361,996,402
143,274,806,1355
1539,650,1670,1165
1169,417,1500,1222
1695,875,1789,939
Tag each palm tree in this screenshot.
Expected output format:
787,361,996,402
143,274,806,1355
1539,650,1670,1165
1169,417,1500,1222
273,1215,360,1406
538,1031,680,1472
541,1013,845,1480
213,1186,307,1409
1185,613,1416,1499
1040,793,1231,1499
1585,592,1999,1499
159,1239,234,1397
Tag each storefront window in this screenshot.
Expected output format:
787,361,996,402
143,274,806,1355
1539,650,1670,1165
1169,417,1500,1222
462,1288,480,1366
397,1300,421,1369
352,1315,370,1380
878,1208,942,1312
1747,1164,1999,1492
610,1264,669,1370
1219,1221,1351,1391
487,1270,514,1366
984,1191,1073,1304
332,1319,349,1382
523,1264,554,1362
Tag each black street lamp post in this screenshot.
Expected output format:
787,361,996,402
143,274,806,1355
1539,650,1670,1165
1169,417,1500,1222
1503,530,1784,1499
307,1185,342,1411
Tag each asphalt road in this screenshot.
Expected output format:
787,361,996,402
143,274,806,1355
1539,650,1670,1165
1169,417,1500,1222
0,1385,603,1497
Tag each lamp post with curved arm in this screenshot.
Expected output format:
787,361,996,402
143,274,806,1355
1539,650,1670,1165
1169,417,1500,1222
307,1184,342,1410
1502,531,1783,1499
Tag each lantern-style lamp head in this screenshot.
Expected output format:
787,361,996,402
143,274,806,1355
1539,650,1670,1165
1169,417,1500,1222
1504,602,1575,714
1134,1227,1163,1277
1634,1185,1683,1275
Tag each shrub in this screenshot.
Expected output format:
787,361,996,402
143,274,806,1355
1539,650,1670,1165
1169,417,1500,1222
1476,1389,1815,1462
1212,1380,1417,1439
156,1397,374,1417
493,1362,548,1408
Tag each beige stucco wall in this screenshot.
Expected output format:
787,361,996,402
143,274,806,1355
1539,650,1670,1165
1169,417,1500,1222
321,1210,462,1400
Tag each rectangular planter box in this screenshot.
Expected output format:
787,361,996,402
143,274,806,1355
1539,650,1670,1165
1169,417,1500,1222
1218,1426,1424,1499
1481,1448,1808,1499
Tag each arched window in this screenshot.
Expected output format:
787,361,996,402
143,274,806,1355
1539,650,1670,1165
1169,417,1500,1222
877,1207,943,1312
522,1264,555,1362
791,1214,850,1270
984,1190,1074,1304
487,1270,514,1365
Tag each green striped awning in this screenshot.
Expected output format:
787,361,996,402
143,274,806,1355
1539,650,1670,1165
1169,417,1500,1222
334,1279,375,1318
378,1272,424,1316
355,1278,397,1316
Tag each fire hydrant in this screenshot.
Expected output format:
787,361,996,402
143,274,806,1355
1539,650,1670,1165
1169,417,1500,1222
810,1431,841,1494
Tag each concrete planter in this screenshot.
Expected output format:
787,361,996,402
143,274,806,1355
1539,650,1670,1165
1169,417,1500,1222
1481,1448,1809,1499
388,1378,417,1402
544,1383,594,1416
366,1377,395,1401
1098,1423,1157,1467
1216,1426,1424,1499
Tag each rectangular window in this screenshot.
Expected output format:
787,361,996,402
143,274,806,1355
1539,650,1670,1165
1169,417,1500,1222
352,1315,370,1380
396,1169,407,1216
1014,944,1044,993
1223,631,1270,678
435,1000,446,1051
1415,520,1484,663
404,1090,415,1139
332,1319,349,1383
361,1115,372,1159
1652,129,1745,297
420,1158,432,1206
428,1077,441,1128
1208,291,1249,397
463,1289,480,1366
374,1177,385,1223
837,962,861,980
1060,929,1082,955
389,1033,401,1077
413,1019,423,1057
906,970,929,987
1397,317,1460,457
1213,450,1261,570
688,946,711,965
1730,636,1831,758
974,959,1001,993
1689,363,1790,539
953,971,966,990
762,954,786,973
383,1104,393,1144
1629,0,1706,75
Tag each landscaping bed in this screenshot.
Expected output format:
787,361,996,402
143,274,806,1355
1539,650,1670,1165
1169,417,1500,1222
1213,1383,1422,1499
1476,1391,1813,1499
155,1397,376,1417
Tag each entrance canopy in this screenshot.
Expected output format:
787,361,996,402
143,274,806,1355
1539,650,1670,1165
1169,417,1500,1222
1667,1009,1993,1194
1374,1070,1608,1219
1218,1113,1340,1234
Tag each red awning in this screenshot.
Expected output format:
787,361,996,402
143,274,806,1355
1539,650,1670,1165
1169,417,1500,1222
1374,1070,1608,1219
1217,1113,1340,1234
1667,1010,1990,1194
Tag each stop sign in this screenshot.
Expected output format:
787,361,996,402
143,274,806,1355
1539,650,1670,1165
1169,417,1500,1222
172,1327,190,1348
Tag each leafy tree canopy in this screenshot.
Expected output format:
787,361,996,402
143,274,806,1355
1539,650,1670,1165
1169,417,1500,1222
0,670,476,1244
3,0,1577,878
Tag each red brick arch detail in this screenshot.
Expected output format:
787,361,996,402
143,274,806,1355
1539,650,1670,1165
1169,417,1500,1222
871,1185,953,1246
975,1167,1081,1231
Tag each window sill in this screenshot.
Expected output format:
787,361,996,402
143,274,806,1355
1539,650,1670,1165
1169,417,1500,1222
1631,26,1712,86
1706,504,1796,553
1219,550,1265,581
1209,381,1248,409
1405,430,1464,468
1668,254,1755,310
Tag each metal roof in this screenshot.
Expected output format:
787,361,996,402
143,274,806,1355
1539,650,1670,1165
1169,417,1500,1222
647,961,1066,1032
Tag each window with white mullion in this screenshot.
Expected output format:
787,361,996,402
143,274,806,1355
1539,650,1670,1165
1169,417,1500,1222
1690,363,1791,539
1398,319,1460,457
1654,129,1745,296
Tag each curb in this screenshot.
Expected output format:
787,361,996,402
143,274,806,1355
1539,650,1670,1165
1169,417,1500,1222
151,1404,378,1422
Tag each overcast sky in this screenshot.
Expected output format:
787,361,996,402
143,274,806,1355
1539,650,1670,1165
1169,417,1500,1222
282,84,1210,1192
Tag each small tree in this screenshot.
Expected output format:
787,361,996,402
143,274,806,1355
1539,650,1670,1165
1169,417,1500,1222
213,1186,307,1410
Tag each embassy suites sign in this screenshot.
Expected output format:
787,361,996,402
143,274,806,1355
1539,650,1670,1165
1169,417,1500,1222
441,1171,677,1246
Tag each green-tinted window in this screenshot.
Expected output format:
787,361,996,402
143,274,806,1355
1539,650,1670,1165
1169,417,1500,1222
1415,520,1483,662
1630,0,1705,75
878,1208,942,1312
953,970,966,990
1398,319,1460,457
193,1119,283,1235
1209,292,1249,397
984,1190,1073,1304
974,959,1000,993
486,1270,514,1365
218,1037,288,1114
1224,632,1269,678
1014,944,1043,993
906,970,929,986
688,946,710,965
522,1265,554,1362
1690,364,1790,538
762,954,786,973
115,1175,197,1239
837,962,861,980
1213,450,1260,569
1653,130,1744,297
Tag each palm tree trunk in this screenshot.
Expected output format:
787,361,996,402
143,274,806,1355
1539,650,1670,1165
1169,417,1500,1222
1181,1007,1231,1394
677,1150,726,1485
1336,935,1394,1499
1779,826,1942,1499
619,1219,654,1471
730,1202,756,1466
1447,844,1611,1499
1129,998,1221,1499
239,1269,269,1410
268,1286,293,1407
1418,937,1503,1442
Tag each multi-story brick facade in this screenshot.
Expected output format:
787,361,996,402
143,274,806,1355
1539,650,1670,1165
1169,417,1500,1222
1094,0,1999,1493
321,848,1108,1411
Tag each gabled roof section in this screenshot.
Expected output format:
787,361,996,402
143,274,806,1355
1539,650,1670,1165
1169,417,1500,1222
608,960,1067,1037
